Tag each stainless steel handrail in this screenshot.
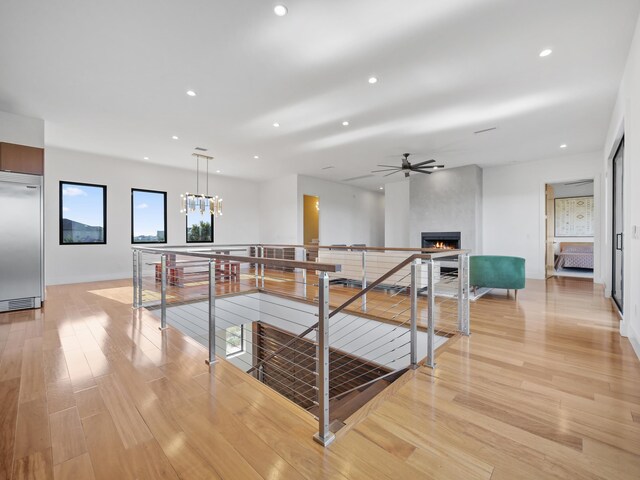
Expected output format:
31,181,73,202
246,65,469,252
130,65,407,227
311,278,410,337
132,245,341,273
328,250,468,319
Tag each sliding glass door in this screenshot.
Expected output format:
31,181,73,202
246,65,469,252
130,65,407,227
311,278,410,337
612,138,624,312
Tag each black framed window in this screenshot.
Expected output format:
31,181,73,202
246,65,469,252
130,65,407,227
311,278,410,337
131,189,167,243
59,181,107,245
186,211,214,243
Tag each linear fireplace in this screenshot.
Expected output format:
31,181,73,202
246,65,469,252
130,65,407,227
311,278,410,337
421,231,461,250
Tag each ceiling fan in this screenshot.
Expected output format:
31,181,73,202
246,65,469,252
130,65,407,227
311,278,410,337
372,153,444,178
563,179,593,187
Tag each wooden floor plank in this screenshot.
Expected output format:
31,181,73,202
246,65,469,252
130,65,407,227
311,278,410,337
0,378,20,480
53,453,96,480
81,412,131,480
49,407,87,465
12,448,53,480
95,375,153,449
13,397,51,463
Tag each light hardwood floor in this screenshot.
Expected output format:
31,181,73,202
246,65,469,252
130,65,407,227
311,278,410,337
0,275,639,479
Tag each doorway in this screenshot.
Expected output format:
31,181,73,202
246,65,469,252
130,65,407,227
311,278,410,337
545,180,595,280
612,138,624,313
303,195,319,260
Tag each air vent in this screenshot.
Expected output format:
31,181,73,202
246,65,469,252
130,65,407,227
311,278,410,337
0,297,35,312
474,126,497,134
321,166,335,170
341,174,374,182
194,147,208,152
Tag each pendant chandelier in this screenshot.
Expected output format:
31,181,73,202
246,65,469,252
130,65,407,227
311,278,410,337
180,153,223,217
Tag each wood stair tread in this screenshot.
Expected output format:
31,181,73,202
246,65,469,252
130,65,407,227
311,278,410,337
330,379,391,422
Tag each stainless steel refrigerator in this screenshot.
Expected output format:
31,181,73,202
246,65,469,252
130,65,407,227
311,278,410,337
0,171,43,311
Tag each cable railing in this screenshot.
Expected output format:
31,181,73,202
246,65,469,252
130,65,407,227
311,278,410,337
132,243,470,447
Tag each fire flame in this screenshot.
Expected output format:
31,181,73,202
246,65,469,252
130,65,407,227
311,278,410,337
434,241,454,249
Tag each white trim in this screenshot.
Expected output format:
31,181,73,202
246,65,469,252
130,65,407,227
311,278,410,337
628,323,640,361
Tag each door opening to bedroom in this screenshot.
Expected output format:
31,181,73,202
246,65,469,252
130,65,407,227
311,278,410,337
545,180,595,280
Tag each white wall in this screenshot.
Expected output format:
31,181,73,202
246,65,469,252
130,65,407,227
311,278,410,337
257,175,298,244
603,12,640,356
296,175,384,247
0,110,44,147
384,179,410,247
483,152,603,281
45,147,260,285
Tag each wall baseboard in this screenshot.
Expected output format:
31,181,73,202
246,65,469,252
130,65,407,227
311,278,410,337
46,271,130,286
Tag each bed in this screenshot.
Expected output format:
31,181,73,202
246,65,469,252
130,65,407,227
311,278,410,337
554,242,594,270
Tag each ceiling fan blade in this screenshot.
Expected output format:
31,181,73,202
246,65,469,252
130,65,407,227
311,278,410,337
411,159,436,167
371,168,400,173
415,165,445,170
377,164,400,168
564,180,593,186
383,171,400,177
413,169,432,174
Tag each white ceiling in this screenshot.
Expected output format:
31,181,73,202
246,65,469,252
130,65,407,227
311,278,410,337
1,0,638,190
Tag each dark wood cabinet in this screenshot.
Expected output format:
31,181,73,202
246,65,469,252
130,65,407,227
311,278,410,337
0,142,44,175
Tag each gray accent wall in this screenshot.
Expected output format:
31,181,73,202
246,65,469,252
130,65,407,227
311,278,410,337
409,165,483,252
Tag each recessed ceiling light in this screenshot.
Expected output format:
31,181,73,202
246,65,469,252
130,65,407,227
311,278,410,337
342,121,349,126
253,155,260,159
186,90,196,97
560,144,567,148
433,167,439,170
368,77,378,84
274,5,288,16
216,170,221,173
143,156,149,160
379,186,384,190
539,49,552,57
172,135,179,140
273,122,280,127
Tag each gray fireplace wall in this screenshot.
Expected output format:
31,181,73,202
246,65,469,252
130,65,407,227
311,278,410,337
408,164,483,253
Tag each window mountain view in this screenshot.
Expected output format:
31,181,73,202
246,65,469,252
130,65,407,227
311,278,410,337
61,218,104,243
60,182,105,244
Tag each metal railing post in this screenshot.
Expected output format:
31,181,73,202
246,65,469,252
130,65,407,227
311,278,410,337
137,250,143,307
260,246,265,288
463,254,470,335
457,253,464,332
254,245,259,288
160,254,167,330
302,248,307,297
132,250,138,308
207,259,217,365
410,259,419,368
426,259,436,368
361,251,367,312
314,272,335,447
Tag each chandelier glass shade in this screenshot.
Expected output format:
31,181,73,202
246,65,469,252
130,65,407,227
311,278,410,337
181,153,223,217
180,193,223,216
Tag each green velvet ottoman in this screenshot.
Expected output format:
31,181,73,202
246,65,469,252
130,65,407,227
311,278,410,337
469,255,525,299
